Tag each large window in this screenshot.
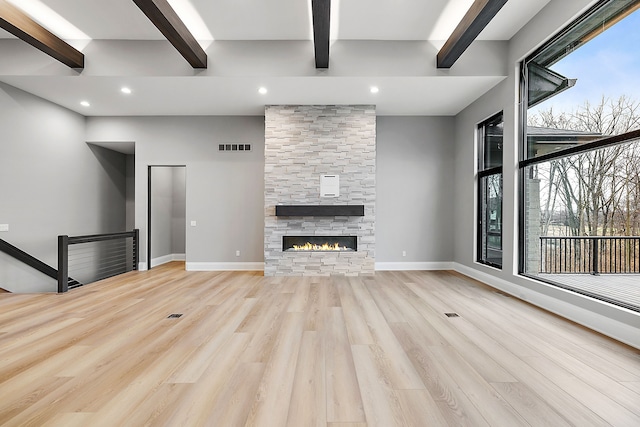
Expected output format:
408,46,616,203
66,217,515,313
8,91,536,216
521,0,640,311
478,113,503,268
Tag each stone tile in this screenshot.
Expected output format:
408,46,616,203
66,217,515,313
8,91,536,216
265,105,376,276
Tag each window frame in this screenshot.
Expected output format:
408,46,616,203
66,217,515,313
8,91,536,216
517,0,640,312
477,112,504,269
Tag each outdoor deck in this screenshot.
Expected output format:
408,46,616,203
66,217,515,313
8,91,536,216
538,273,640,309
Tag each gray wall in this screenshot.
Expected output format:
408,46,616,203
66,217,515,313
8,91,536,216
126,154,135,230
150,166,174,262
171,167,186,255
0,83,126,293
85,116,266,268
86,114,456,269
377,116,455,263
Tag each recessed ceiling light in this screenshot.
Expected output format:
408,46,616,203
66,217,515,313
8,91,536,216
258,87,268,95
370,86,379,94
121,87,132,94
80,101,90,107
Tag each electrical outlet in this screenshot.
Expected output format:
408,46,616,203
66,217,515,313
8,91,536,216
235,250,240,257
190,220,197,227
402,250,406,257
0,224,8,232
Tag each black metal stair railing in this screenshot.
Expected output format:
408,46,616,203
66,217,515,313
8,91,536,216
0,230,138,293
0,238,80,290
58,230,139,293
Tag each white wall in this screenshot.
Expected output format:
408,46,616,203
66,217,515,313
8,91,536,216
0,83,127,293
453,0,640,348
376,116,455,269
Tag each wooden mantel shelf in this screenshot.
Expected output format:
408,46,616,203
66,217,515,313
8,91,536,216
275,205,364,217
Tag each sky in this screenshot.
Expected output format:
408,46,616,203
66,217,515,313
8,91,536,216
530,7,640,115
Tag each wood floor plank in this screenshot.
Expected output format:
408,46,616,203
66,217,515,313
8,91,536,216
0,264,637,426
120,383,192,427
40,412,94,427
245,312,304,427
390,322,493,426
304,281,328,332
433,309,613,426
395,389,449,426
167,299,256,383
205,362,264,426
490,382,573,426
375,279,448,347
360,299,425,390
448,282,640,415
622,381,640,394
352,344,409,427
286,331,326,427
367,282,407,323
161,333,252,426
336,278,374,345
0,377,74,426
287,277,311,312
241,292,293,363
326,424,367,427
326,307,366,423
426,345,528,426
525,355,640,426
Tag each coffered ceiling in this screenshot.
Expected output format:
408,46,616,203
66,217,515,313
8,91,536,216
0,0,554,116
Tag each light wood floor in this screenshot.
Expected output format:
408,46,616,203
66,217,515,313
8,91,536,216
1,263,639,426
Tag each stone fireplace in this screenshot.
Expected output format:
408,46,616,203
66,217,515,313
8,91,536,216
264,105,376,276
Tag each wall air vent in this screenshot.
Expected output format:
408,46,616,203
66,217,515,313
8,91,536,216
219,144,251,152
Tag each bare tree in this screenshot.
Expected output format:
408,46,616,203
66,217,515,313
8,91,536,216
529,95,640,237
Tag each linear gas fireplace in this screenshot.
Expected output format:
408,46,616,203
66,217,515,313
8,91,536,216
283,236,357,252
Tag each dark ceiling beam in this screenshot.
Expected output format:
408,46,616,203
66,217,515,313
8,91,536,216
132,0,207,68
312,0,330,68
437,0,508,69
0,0,84,68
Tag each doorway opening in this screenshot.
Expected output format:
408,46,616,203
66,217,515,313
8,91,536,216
148,166,186,269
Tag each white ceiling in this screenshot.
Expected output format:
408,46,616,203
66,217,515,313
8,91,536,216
0,0,554,116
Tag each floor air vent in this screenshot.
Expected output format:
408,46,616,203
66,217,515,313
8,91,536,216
444,313,460,318
167,313,183,318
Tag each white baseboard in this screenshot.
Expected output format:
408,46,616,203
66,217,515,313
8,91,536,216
150,253,185,268
453,263,640,350
185,261,455,272
138,262,147,271
186,262,265,271
375,262,454,271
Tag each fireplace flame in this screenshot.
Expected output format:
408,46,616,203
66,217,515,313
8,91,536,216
292,242,349,251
